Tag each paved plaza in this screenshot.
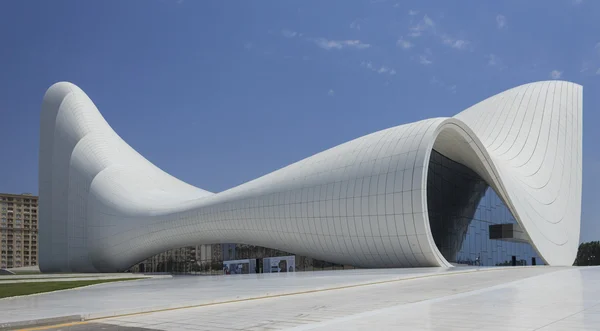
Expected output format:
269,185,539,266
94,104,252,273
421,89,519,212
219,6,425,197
1,266,599,330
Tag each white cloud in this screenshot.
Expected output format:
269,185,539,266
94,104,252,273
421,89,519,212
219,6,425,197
442,35,470,50
362,61,396,76
407,13,474,53
431,76,456,93
281,29,297,38
487,54,499,66
419,48,433,65
409,9,419,15
595,42,600,54
496,15,507,29
453,40,468,49
409,14,435,37
350,20,361,30
244,42,253,50
328,89,335,96
419,55,432,65
596,68,600,75
573,0,583,4
396,37,413,49
423,15,435,27
550,70,563,79
313,38,371,50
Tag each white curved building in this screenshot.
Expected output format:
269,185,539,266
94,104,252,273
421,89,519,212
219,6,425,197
38,81,582,272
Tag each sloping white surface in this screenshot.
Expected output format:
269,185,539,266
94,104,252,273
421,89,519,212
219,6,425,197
38,81,582,272
454,81,582,266
3,267,599,331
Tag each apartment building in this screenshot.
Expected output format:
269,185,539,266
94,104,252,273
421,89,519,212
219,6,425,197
0,193,38,269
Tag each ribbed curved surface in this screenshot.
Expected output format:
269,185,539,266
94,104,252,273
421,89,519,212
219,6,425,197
453,81,583,266
38,81,582,272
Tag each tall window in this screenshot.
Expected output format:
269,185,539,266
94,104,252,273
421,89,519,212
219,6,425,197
427,150,541,266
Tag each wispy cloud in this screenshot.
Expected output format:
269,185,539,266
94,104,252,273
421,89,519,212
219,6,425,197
419,55,433,65
328,89,335,96
281,29,297,38
430,76,456,93
378,66,396,75
487,54,499,66
577,43,600,76
278,29,302,38
596,68,600,75
550,70,563,79
580,62,591,73
350,19,362,30
361,61,397,75
408,9,419,16
442,35,470,50
407,14,471,51
281,29,298,38
313,38,371,50
486,54,507,70
496,15,507,29
418,48,434,65
423,15,435,27
409,14,435,37
573,0,584,4
396,37,413,49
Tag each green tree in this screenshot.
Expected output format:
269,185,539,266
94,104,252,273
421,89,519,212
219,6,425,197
574,241,600,266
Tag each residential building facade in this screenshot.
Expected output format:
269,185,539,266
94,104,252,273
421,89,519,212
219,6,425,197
0,193,38,269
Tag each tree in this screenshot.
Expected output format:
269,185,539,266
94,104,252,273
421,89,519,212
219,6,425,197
574,241,600,266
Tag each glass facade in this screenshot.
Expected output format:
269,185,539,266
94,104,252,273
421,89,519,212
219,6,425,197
427,150,542,266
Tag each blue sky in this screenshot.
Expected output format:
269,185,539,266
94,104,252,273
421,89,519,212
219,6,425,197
1,0,599,242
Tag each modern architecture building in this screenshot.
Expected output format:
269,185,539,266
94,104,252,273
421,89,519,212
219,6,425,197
0,193,39,269
38,81,582,272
